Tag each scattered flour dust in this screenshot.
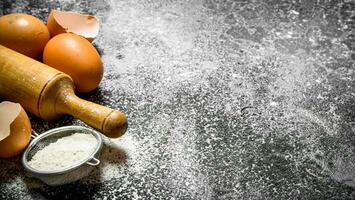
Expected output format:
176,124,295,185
81,132,149,184
28,133,98,171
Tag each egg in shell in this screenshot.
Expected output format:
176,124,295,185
43,33,103,93
0,101,32,158
0,13,50,59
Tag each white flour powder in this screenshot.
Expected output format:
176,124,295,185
28,133,98,171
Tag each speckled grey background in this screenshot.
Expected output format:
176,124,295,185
0,0,355,199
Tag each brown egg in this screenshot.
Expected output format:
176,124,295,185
0,13,50,59
47,10,99,42
43,33,103,93
0,101,32,158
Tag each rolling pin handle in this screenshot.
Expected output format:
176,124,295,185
55,89,128,138
102,110,128,138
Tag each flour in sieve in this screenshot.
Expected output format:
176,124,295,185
28,133,98,171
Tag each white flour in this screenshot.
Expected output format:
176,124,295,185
28,133,98,171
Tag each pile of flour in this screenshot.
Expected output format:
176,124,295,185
28,133,98,171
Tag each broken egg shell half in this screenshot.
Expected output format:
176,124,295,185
0,101,32,158
47,10,100,42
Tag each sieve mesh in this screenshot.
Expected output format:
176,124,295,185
22,126,103,186
27,131,73,161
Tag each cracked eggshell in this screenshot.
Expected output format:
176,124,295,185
47,10,100,42
0,101,32,158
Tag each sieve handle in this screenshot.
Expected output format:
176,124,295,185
86,157,100,166
30,130,39,139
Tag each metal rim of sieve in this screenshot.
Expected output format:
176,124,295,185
21,125,103,176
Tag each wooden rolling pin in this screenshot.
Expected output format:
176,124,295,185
0,45,127,138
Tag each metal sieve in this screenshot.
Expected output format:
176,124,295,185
22,126,103,186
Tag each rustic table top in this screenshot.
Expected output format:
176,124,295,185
1,0,354,199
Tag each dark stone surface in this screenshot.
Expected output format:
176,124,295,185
0,0,354,199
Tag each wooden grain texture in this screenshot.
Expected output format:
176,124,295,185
0,45,127,138
0,45,60,116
